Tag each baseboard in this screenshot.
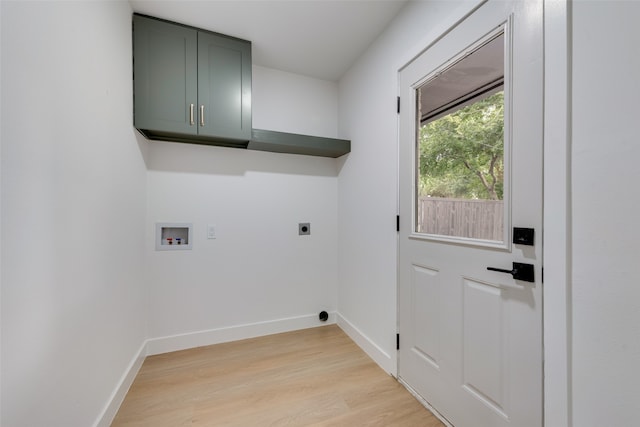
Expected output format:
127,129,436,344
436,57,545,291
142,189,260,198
336,313,395,375
93,340,148,427
146,312,336,356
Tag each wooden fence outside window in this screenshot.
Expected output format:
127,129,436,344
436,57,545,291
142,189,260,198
417,197,504,241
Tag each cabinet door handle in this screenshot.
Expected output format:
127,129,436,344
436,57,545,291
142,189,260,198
189,104,195,126
200,105,205,127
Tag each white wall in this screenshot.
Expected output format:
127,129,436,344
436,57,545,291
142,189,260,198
145,66,340,353
0,2,4,421
571,2,640,425
0,1,148,426
336,0,483,373
253,65,339,138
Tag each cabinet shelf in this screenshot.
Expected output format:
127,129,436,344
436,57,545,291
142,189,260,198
249,129,350,158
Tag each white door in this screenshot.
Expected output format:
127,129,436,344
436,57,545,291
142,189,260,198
398,1,542,427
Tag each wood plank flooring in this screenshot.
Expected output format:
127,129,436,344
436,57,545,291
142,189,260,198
111,325,444,426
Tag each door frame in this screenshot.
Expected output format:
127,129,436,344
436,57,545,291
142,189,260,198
393,1,571,426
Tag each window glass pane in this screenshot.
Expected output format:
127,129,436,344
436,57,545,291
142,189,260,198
415,34,505,242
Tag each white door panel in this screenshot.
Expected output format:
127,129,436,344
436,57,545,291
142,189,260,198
398,1,543,426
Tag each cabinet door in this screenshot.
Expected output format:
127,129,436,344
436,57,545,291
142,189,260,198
197,31,252,141
133,15,197,135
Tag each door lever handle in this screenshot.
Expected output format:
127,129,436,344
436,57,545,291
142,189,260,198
487,262,535,282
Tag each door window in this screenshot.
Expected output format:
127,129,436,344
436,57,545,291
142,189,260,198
415,32,507,243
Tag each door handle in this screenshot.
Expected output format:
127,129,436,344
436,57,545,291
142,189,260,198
200,105,205,126
189,104,195,126
487,262,535,282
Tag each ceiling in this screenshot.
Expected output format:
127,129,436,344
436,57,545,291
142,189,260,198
129,0,409,82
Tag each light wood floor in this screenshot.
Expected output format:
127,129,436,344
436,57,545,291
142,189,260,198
111,325,444,426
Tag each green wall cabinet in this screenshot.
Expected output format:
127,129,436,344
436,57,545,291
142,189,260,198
133,14,251,147
132,14,350,157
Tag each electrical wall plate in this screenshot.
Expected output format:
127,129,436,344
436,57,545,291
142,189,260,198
207,224,216,239
156,222,193,250
298,223,311,235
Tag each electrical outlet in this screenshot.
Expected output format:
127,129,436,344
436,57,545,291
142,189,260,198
207,224,216,239
298,223,310,235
